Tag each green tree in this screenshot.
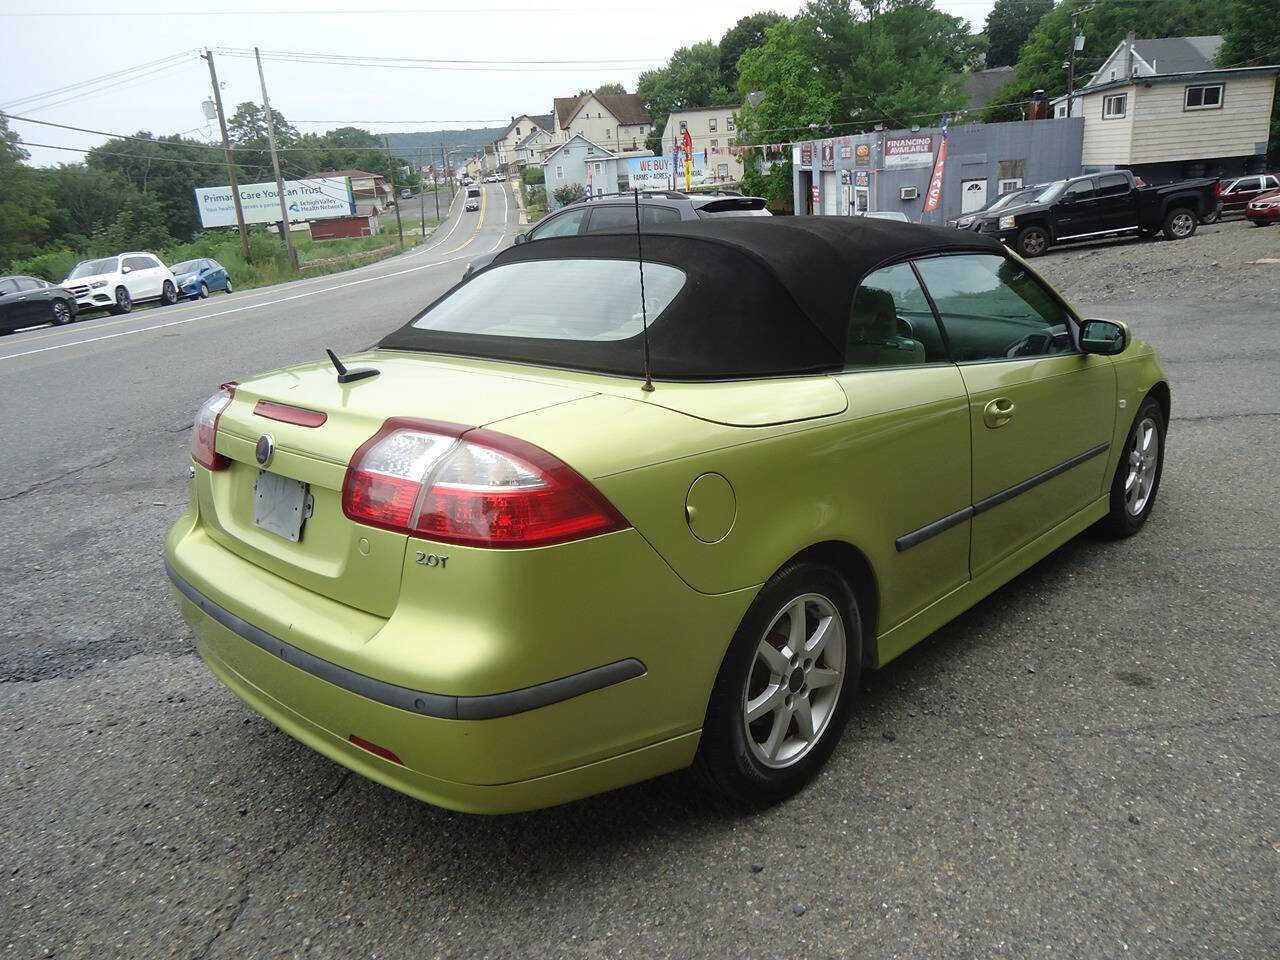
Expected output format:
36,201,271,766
984,0,1053,67
0,118,48,268
637,41,732,151
579,83,627,96
1217,0,1280,159
983,0,1233,121
719,12,786,90
227,102,299,181
552,182,585,206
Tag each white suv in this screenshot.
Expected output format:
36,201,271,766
63,252,179,315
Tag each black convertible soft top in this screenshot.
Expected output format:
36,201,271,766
379,216,1005,380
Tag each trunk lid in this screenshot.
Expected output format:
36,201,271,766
199,353,597,617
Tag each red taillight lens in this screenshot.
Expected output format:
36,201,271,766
191,384,235,470
1214,180,1222,197
341,419,629,548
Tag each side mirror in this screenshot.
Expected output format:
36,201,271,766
513,233,528,245
1081,319,1127,355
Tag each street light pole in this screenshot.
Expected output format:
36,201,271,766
201,49,252,264
253,47,298,272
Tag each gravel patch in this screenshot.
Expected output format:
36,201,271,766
1035,218,1280,305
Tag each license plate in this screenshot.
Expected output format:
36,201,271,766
253,471,312,542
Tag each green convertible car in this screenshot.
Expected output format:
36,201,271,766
166,217,1169,813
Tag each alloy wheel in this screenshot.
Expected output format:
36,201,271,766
1124,416,1160,516
1022,231,1046,255
1171,212,1194,238
742,593,846,769
52,301,72,325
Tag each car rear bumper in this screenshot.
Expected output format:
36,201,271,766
166,498,752,812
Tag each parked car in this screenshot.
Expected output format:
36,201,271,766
62,253,178,315
401,187,412,200
464,191,770,276
0,275,78,333
949,184,1049,231
975,170,1219,256
1245,188,1280,226
170,258,233,300
166,217,1168,813
862,211,910,223
1212,173,1279,219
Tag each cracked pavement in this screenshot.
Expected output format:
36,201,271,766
1,222,1278,958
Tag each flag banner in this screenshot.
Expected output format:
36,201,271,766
923,127,948,213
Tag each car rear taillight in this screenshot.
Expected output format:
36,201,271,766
191,384,236,470
342,418,629,548
1214,180,1222,198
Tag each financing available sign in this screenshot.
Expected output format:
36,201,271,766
883,135,935,170
626,154,706,191
194,177,355,228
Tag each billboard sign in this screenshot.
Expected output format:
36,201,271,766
626,154,705,191
883,135,934,169
194,177,355,228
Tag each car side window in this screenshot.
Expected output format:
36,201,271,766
584,205,637,233
123,256,151,272
530,208,587,239
0,279,17,295
16,277,43,291
1096,174,1130,197
1061,179,1095,202
913,253,1074,363
845,262,947,370
642,206,680,225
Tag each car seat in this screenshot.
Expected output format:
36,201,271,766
846,287,926,367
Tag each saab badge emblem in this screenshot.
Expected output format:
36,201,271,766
255,433,275,467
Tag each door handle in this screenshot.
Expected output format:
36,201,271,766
983,397,1016,429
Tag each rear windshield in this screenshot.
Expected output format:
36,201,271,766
68,257,118,278
695,197,770,218
412,259,686,341
466,187,481,197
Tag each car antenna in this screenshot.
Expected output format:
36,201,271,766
633,188,655,393
325,348,379,384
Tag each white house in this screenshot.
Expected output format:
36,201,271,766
514,127,554,168
552,93,651,153
541,134,622,208
493,113,553,171
660,105,745,183
1054,34,1223,118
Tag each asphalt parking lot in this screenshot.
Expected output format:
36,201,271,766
2,219,1277,959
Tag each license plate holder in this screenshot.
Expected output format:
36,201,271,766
253,471,312,542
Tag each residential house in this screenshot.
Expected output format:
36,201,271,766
542,134,620,208
661,106,745,183
552,93,651,154
515,127,554,168
493,113,554,171
1052,34,1278,179
311,169,391,217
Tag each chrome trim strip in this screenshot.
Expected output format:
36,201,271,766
895,505,974,553
1056,227,1139,240
972,442,1111,516
166,561,645,720
895,442,1110,551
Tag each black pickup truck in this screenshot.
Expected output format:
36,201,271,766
976,170,1219,257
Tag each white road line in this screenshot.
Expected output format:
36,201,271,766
0,252,475,364
485,182,511,254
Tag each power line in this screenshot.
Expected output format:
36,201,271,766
8,59,198,114
216,46,666,66
0,6,593,14
15,141,236,167
0,52,196,111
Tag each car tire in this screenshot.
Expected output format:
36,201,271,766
199,282,209,299
1093,396,1166,539
1162,208,1197,241
110,287,132,315
50,299,74,325
1016,226,1050,257
224,279,233,294
160,280,177,306
694,561,861,808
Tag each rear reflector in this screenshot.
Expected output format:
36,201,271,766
254,399,327,428
348,734,404,765
342,418,629,548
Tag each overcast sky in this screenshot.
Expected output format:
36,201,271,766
2,0,997,169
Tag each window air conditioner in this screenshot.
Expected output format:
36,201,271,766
900,186,919,200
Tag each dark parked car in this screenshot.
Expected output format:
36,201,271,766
169,258,233,300
0,275,77,334
464,191,770,276
976,170,1219,256
950,184,1048,231
1217,174,1280,218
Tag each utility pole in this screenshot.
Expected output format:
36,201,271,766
432,159,440,221
201,49,252,264
384,136,404,248
1066,4,1095,118
441,142,454,199
253,47,298,272
417,147,426,237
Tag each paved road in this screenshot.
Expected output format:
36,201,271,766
2,211,1276,959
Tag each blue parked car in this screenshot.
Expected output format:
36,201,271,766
169,258,233,300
